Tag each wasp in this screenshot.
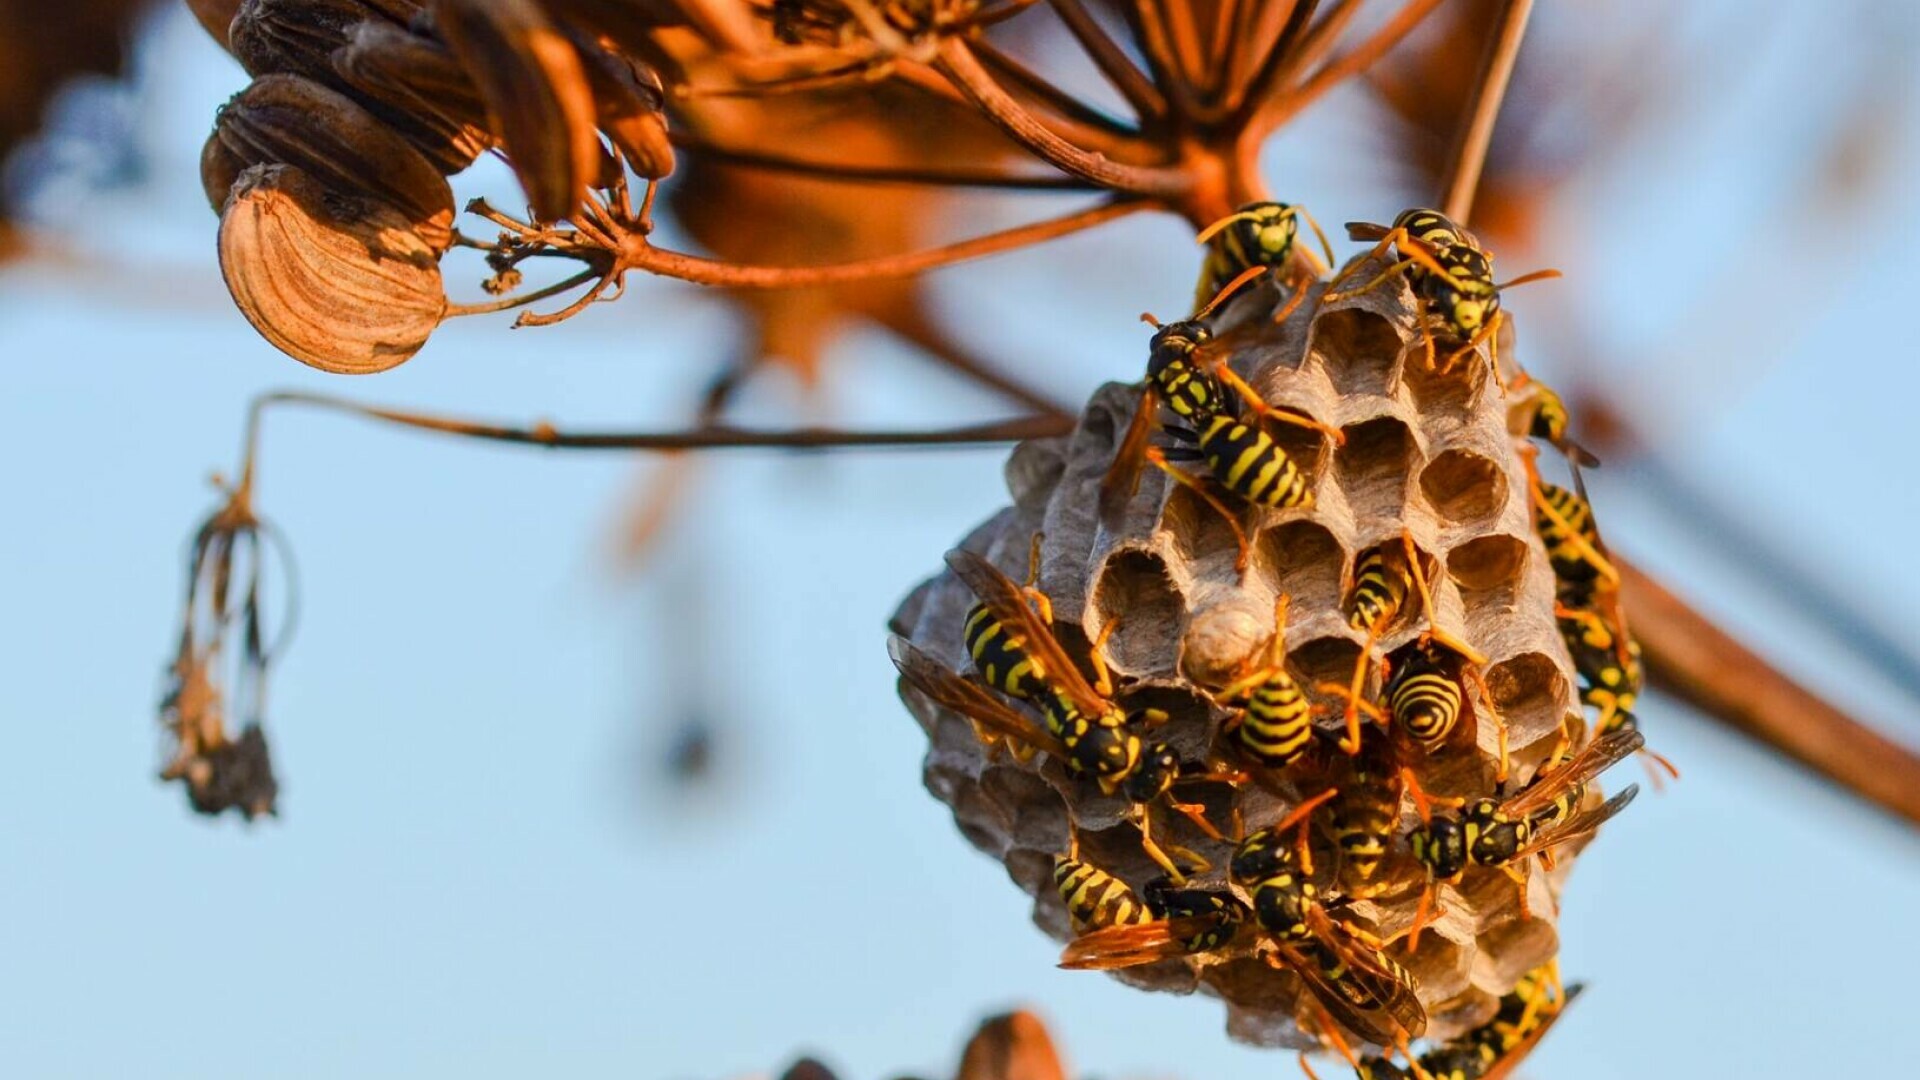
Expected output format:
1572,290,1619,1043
1324,209,1560,377
1506,375,1599,470
1211,595,1318,770
1350,963,1581,1080
1193,201,1337,323
1326,741,1409,898
1531,480,1618,588
1405,728,1644,946
1100,313,1342,571
1556,597,1678,784
890,553,1231,879
1333,534,1491,761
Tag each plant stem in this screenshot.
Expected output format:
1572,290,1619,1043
1440,0,1534,222
667,132,1098,190
1253,0,1448,137
1046,0,1168,123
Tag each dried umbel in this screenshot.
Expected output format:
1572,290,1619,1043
217,164,447,374
202,73,455,250
160,482,287,821
891,269,1600,1050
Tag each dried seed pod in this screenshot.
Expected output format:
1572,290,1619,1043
201,74,454,251
231,0,422,84
433,0,599,222
218,163,446,374
571,32,674,180
331,20,492,173
891,270,1594,1048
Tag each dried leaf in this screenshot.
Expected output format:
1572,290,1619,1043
571,32,675,179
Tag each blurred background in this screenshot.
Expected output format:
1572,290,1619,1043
3,3,1919,1078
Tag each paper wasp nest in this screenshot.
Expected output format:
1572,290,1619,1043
889,264,1586,1048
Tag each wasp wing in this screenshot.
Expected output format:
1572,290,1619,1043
1099,388,1158,528
1268,941,1408,1049
1345,221,1391,242
1501,729,1643,821
1306,908,1427,1040
1512,784,1640,862
1058,915,1232,971
944,549,1113,722
889,636,1068,759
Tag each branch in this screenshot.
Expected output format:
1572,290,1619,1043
615,198,1150,288
1047,0,1168,123
1439,0,1534,222
934,41,1191,197
1253,0,1448,137
1228,0,1320,126
247,391,1079,452
1621,559,1920,829
969,38,1147,147
666,132,1099,191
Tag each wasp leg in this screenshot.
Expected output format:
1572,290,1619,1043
1136,807,1189,884
1148,447,1252,573
1166,797,1229,843
1401,530,1488,667
1211,362,1345,445
1406,884,1445,952
1325,226,1416,297
1460,665,1510,783
1294,1053,1322,1080
1399,766,1464,824
1088,616,1120,698
1343,623,1386,754
1021,531,1053,624
1530,480,1621,585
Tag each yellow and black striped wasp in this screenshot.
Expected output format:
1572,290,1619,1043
1210,595,1318,771
1506,375,1599,470
1054,832,1158,935
890,552,1233,879
1099,283,1345,572
1062,826,1427,1054
1556,590,1679,785
1404,728,1644,947
1348,963,1581,1080
1333,533,1492,762
1323,209,1560,377
1193,201,1338,323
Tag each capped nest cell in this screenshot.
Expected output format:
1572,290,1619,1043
890,259,1613,1051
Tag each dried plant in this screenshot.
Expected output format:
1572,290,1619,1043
95,0,1920,1073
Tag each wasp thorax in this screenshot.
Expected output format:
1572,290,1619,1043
893,251,1604,1049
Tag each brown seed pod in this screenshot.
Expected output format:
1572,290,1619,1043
331,20,493,174
201,74,455,251
891,271,1595,1049
218,163,447,374
544,0,763,56
433,0,600,222
230,0,423,84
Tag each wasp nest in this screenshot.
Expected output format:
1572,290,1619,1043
890,266,1595,1049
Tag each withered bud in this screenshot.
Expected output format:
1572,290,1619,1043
202,74,455,251
571,33,675,180
218,164,447,374
331,20,493,173
433,0,600,222
231,0,424,85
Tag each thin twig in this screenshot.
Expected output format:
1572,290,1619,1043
1046,0,1169,123
970,38,1147,143
616,198,1150,288
245,391,1078,452
1439,0,1534,222
933,42,1191,197
446,268,604,318
1622,559,1920,829
1253,0,1448,137
1228,0,1319,125
667,132,1098,190
1123,0,1204,122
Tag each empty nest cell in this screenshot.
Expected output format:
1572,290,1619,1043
1309,306,1404,398
1091,549,1185,677
1335,416,1419,523
1420,447,1509,524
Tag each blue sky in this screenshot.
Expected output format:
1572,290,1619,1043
2,6,1917,1079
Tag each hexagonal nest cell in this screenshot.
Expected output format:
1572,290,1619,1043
888,264,1614,1051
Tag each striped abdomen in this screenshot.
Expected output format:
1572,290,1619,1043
1197,416,1312,509
1534,483,1601,583
963,604,1043,700
1387,664,1461,749
1346,549,1409,634
1333,779,1398,885
1054,855,1153,933
1235,671,1313,766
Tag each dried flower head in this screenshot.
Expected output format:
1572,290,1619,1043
160,477,291,820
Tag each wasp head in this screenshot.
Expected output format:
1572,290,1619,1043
1234,201,1299,261
1120,741,1180,803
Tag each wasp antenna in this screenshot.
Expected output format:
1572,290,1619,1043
1195,209,1260,245
1140,311,1164,328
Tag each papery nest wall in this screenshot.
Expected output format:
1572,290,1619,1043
890,261,1595,1049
